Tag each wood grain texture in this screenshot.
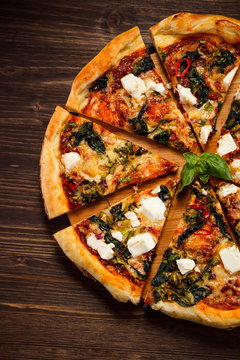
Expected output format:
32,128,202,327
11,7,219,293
0,1,240,359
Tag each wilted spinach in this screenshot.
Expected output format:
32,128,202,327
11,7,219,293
104,231,131,258
224,100,240,130
110,203,125,222
89,75,108,91
70,122,106,154
131,55,154,76
89,216,112,231
214,49,236,74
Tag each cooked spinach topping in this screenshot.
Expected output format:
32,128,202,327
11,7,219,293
71,122,106,154
110,203,125,222
158,185,170,202
72,181,105,204
177,221,204,247
209,201,232,240
183,49,201,63
224,100,240,130
151,249,180,287
143,258,152,273
135,147,148,156
114,141,134,165
214,49,236,74
188,66,209,108
153,130,170,144
89,75,108,91
128,101,149,135
104,231,131,258
131,55,154,77
89,215,112,231
159,48,168,63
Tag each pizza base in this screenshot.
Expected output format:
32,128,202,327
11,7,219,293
66,26,144,113
54,226,142,304
40,106,71,219
152,300,240,329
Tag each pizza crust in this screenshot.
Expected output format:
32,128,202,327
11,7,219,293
40,106,71,219
150,12,240,47
54,226,143,304
66,26,144,113
152,299,240,329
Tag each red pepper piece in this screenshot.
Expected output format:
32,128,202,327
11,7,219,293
208,92,219,100
169,132,178,141
189,204,210,220
63,179,77,192
175,58,191,77
195,229,211,236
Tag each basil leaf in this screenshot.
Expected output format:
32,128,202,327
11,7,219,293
183,152,199,166
200,153,233,180
178,162,195,193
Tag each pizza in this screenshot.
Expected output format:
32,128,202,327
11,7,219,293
217,85,240,183
215,181,240,240
150,13,240,149
145,181,240,328
40,106,177,219
54,179,178,304
66,26,197,153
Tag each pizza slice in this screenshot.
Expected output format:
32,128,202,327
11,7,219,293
217,86,240,183
150,12,240,149
215,181,240,240
145,181,240,328
54,179,178,304
40,106,178,219
66,26,197,153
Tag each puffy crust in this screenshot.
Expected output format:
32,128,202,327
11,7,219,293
152,298,240,329
66,26,144,113
150,12,240,47
54,226,142,304
40,106,71,219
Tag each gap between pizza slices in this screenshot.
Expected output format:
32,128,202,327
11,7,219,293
65,26,198,153
150,12,240,150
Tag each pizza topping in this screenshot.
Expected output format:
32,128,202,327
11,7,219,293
61,152,81,172
218,183,239,197
70,122,106,154
200,125,212,145
89,75,108,92
224,99,240,130
175,58,191,77
217,133,237,157
214,49,236,74
127,233,155,258
223,67,238,90
177,84,197,106
110,230,123,242
232,159,240,168
121,73,146,98
219,245,240,274
138,196,166,222
151,185,160,195
125,211,140,227
144,79,167,96
176,258,196,275
131,55,155,76
87,233,114,260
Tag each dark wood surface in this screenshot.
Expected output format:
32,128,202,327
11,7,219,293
1,1,240,359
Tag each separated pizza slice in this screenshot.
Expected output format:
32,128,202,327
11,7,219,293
150,12,240,149
145,181,240,328
40,106,178,219
216,86,240,183
54,179,178,304
215,181,240,240
66,26,197,153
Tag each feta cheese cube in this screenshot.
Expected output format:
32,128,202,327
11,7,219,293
87,233,114,260
138,196,166,222
145,79,167,96
231,159,240,169
111,230,123,242
219,183,239,197
127,233,155,258
151,186,160,195
223,67,238,90
177,84,197,106
125,211,140,227
217,133,237,157
200,125,212,145
61,152,81,172
220,245,240,274
176,258,196,275
121,74,146,98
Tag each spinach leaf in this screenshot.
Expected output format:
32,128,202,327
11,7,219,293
214,49,236,74
89,75,108,91
188,66,209,108
110,203,125,222
128,101,149,135
224,100,240,130
135,147,148,156
104,232,131,259
143,258,152,273
71,122,106,154
209,202,232,240
131,55,154,76
89,216,112,231
177,221,204,247
153,130,170,144
151,248,180,287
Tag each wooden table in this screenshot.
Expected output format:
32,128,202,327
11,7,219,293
1,1,240,359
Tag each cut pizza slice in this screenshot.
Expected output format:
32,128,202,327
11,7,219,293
216,85,240,183
66,26,197,153
40,106,178,219
54,179,178,304
145,181,240,329
215,181,240,240
150,12,240,149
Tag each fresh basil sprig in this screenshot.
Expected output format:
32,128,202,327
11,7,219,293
178,152,233,194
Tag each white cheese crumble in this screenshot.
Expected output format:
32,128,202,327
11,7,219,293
87,233,114,260
176,258,196,275
110,230,123,242
232,159,240,169
219,183,239,197
166,82,172,89
219,245,240,274
151,186,160,195
145,79,167,96
217,133,237,157
177,84,197,106
125,211,140,227
61,152,81,172
195,266,201,273
201,189,208,196
200,125,212,145
127,233,155,258
138,196,166,222
121,74,146,98
235,171,240,181
223,67,239,90
235,88,240,101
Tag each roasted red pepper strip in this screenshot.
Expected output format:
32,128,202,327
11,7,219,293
175,58,191,77
189,204,210,220
169,132,177,141
63,179,77,192
195,229,211,236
